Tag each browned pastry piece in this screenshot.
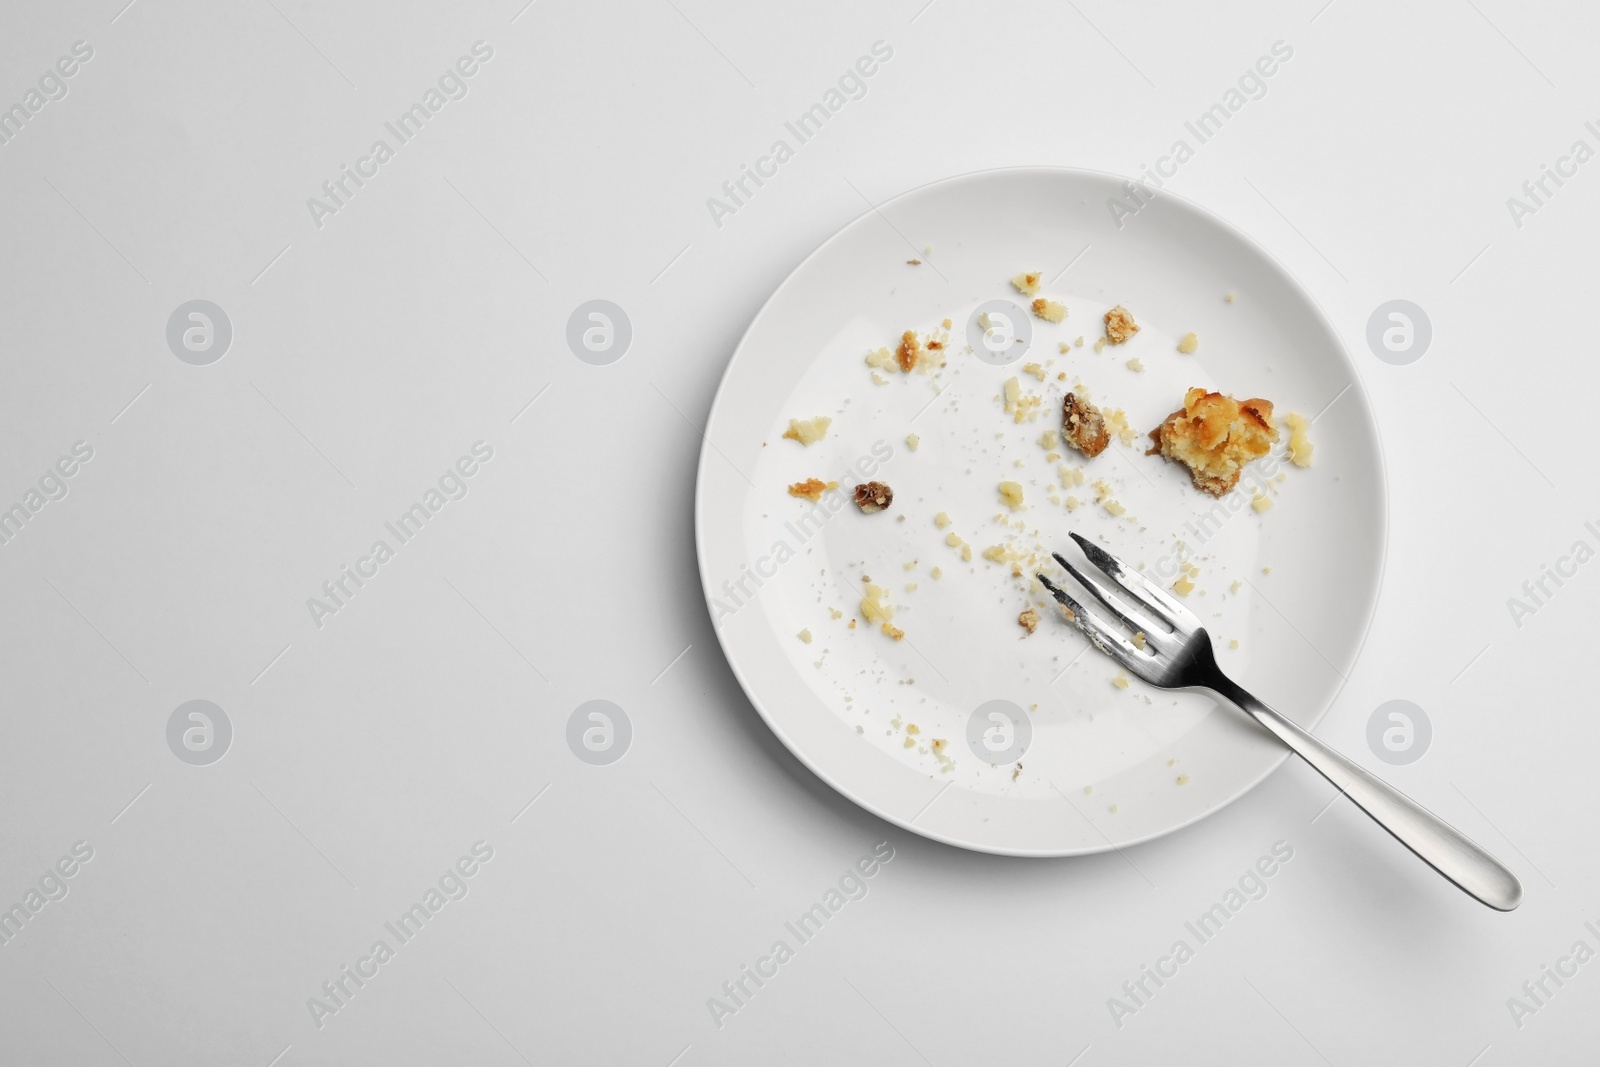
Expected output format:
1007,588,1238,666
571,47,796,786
1062,392,1110,458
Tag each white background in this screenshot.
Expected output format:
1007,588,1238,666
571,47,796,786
0,0,1594,1063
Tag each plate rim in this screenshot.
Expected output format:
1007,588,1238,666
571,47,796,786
693,164,1390,857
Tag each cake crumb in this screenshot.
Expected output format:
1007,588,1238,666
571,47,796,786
1285,412,1313,467
1224,292,1236,303
1062,393,1110,458
1126,357,1145,372
1132,631,1147,649
935,512,952,529
1229,639,1240,649
1104,305,1139,344
1148,388,1278,496
1112,671,1131,689
1173,576,1195,596
1031,298,1066,323
787,478,837,502
896,330,922,372
1176,774,1191,786
931,566,943,579
905,432,921,452
854,481,894,513
1251,492,1272,513
1018,607,1039,634
798,629,812,644
1011,271,1042,296
782,416,832,446
998,481,1025,510
1177,332,1199,354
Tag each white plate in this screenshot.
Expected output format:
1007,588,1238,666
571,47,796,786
695,168,1385,856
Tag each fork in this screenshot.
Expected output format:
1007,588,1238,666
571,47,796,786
1037,531,1523,912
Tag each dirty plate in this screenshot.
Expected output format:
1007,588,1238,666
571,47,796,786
694,167,1385,856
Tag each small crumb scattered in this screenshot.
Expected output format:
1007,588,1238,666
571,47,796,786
1251,492,1272,513
797,629,812,644
1112,671,1131,689
1173,576,1195,596
1132,631,1147,650
896,330,922,372
1109,804,1120,814
930,566,943,579
1229,639,1240,649
1176,774,1191,786
1031,298,1066,323
935,512,952,529
1177,332,1198,354
787,478,837,502
1126,357,1145,372
1225,292,1236,303
854,481,894,513
782,416,831,446
905,432,920,452
1011,271,1042,296
1285,412,1313,467
1018,608,1039,634
998,481,1025,510
1104,305,1139,344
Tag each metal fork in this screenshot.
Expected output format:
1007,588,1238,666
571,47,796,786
1037,532,1522,912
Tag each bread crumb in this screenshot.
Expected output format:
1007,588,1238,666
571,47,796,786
1031,298,1066,323
931,566,943,579
798,629,812,644
1104,305,1139,344
934,512,952,529
1011,271,1042,296
881,622,904,640
1018,608,1039,634
782,416,832,446
1104,499,1125,517
1023,362,1047,381
1112,671,1130,689
1251,492,1272,513
1230,580,1242,594
1065,496,1081,510
905,433,920,452
944,532,963,547
1126,357,1145,372
1059,466,1085,488
1038,429,1059,450
961,545,972,561
1285,412,1313,467
854,481,894,513
998,481,1025,510
1093,338,1106,353
1177,332,1198,354
1173,576,1195,596
1074,336,1085,348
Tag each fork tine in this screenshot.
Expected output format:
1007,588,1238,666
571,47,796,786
1050,552,1163,639
1036,574,1142,661
1067,531,1197,626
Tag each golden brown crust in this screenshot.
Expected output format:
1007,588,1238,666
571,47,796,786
787,478,832,502
896,330,921,372
1062,392,1110,458
1147,387,1278,496
854,480,894,513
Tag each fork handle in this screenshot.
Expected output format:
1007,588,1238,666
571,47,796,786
1210,678,1523,911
